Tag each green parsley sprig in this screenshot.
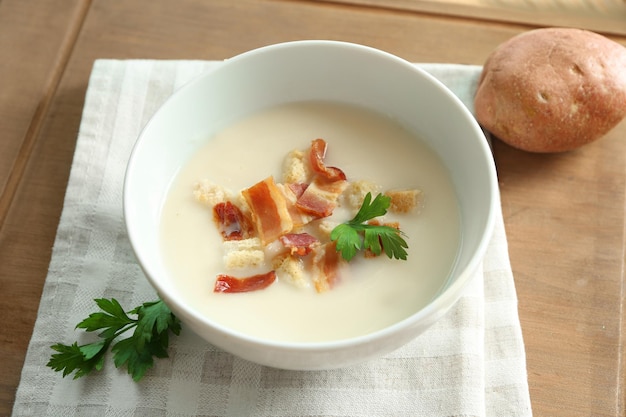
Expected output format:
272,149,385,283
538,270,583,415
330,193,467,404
47,298,181,381
330,192,409,262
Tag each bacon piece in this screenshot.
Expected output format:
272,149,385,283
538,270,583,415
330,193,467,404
311,241,344,293
213,201,254,241
287,182,308,198
214,270,277,293
242,177,293,244
279,233,319,256
295,176,348,218
277,183,314,228
309,138,346,182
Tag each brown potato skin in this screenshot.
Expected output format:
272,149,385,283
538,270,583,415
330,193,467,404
474,28,626,153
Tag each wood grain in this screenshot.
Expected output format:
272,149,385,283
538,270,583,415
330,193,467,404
493,118,626,416
0,0,624,416
0,0,90,225
0,0,91,414
323,0,626,35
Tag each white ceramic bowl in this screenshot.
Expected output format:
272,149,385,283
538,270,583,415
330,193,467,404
124,40,498,370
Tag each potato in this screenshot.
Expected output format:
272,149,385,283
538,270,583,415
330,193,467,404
474,28,626,152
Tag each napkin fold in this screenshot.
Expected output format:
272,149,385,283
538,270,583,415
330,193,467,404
11,60,532,417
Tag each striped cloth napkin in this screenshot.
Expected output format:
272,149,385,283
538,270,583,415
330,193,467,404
11,59,532,417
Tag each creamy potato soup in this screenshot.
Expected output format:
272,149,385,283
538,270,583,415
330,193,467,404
160,101,460,343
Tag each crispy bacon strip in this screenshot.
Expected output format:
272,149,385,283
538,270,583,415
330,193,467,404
213,201,254,241
242,177,293,244
278,183,315,228
288,182,308,199
295,176,347,218
312,241,343,293
279,233,319,256
309,138,346,182
214,270,277,293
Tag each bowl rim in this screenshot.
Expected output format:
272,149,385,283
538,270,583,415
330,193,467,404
124,39,498,352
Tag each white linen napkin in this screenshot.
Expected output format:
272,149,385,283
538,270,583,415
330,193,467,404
11,60,532,417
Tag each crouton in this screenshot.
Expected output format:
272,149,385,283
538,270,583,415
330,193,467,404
282,149,311,184
193,180,232,207
273,254,309,289
317,219,339,240
344,180,382,211
223,237,265,269
384,189,422,213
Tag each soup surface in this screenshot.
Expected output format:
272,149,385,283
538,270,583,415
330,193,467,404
160,101,460,343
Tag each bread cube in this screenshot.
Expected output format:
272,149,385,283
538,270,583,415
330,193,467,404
385,189,422,213
223,237,265,269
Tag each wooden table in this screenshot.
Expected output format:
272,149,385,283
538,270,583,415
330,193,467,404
1,1,625,415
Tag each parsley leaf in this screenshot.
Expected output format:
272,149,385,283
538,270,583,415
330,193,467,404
131,300,181,351
76,298,134,340
330,192,409,262
48,341,107,379
330,223,361,261
47,298,181,381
